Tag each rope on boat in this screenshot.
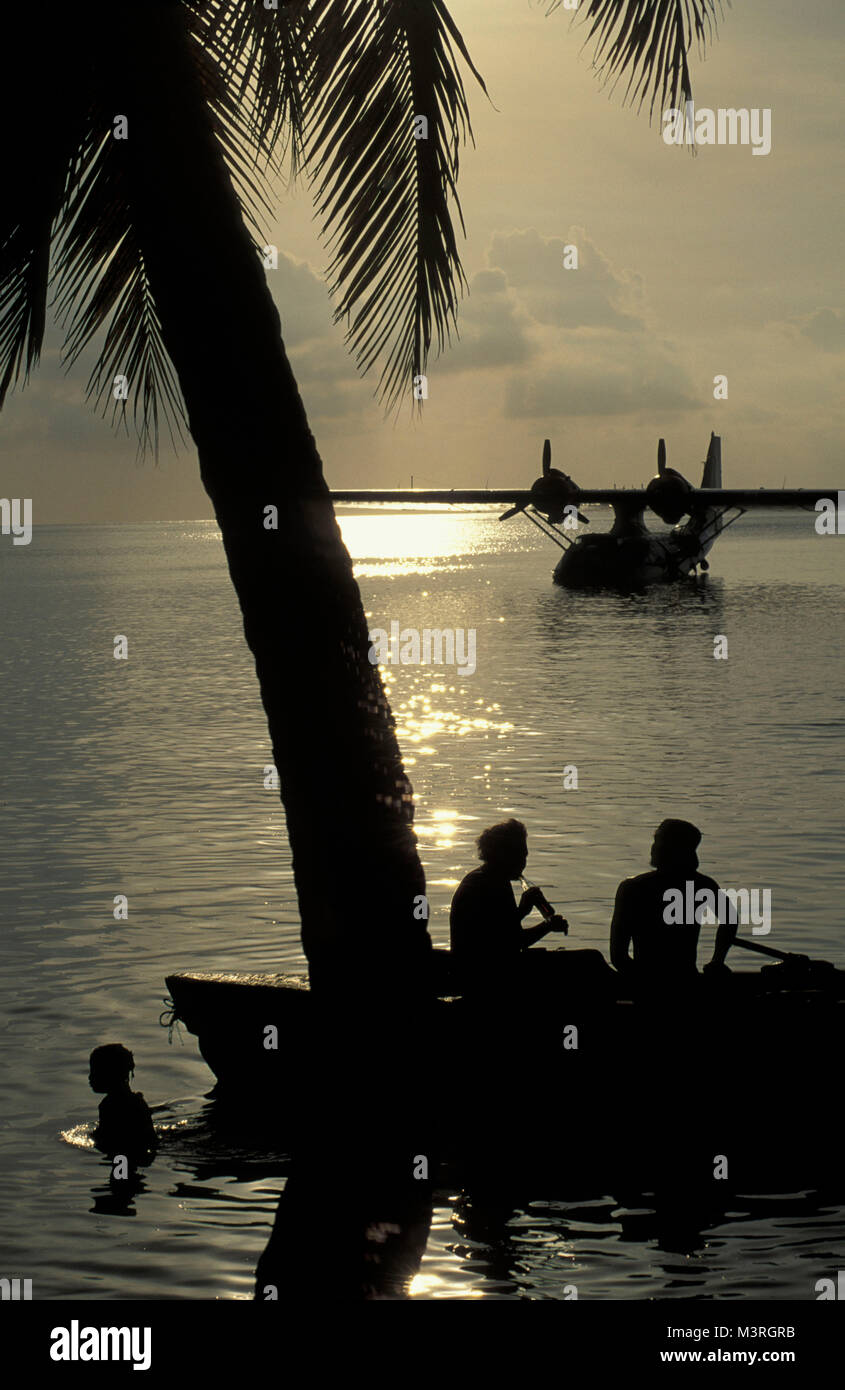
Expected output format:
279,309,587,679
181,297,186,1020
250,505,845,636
159,997,185,1046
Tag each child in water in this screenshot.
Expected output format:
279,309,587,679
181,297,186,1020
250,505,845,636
89,1044,157,1159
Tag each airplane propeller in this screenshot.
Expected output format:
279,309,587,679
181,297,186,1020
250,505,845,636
500,439,589,525
499,501,526,521
646,437,693,524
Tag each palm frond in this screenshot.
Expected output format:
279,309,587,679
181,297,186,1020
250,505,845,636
0,15,86,407
51,127,188,456
2,4,282,454
303,0,487,412
14,5,280,457
184,0,314,178
0,212,53,410
188,33,278,240
2,0,726,444
549,0,723,118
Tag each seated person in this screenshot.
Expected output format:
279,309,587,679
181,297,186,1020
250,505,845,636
609,819,737,989
89,1043,157,1159
450,819,566,995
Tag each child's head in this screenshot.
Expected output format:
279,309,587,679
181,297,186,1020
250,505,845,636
89,1043,135,1093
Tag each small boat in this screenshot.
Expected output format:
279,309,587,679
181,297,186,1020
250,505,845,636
164,946,844,1122
163,945,845,1190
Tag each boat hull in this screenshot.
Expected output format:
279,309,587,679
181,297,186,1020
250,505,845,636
164,951,845,1183
553,525,715,589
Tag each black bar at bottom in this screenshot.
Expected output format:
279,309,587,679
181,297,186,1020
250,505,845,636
6,1298,843,1377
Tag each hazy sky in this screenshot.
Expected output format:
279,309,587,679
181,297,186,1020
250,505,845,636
4,0,844,522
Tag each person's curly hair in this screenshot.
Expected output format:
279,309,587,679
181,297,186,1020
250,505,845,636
477,818,527,863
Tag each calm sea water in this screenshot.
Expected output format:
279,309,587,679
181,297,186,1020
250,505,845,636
1,508,844,1300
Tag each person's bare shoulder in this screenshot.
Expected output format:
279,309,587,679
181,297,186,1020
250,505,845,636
616,870,655,896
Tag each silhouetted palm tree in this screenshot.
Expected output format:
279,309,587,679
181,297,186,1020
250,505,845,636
0,1,720,998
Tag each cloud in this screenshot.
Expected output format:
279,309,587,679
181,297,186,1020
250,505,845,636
795,307,845,352
439,267,535,373
270,251,336,349
433,226,697,417
291,338,370,419
504,343,698,417
271,236,692,425
487,227,646,332
269,252,378,419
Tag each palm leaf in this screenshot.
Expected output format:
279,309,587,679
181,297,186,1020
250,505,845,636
51,124,189,456
550,0,723,117
34,5,274,457
2,0,725,445
2,2,284,455
0,14,88,407
0,203,54,410
302,0,487,412
184,0,314,178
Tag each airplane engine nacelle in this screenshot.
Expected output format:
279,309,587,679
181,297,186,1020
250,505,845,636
646,468,693,524
529,469,582,524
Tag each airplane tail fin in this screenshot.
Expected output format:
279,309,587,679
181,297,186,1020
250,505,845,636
701,432,722,489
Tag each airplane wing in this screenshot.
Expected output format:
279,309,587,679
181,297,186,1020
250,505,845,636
331,435,838,513
681,489,838,509
330,488,836,508
330,490,532,504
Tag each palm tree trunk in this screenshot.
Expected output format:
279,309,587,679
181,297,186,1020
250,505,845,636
101,2,431,1001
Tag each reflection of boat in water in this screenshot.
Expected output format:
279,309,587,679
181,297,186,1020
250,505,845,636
164,946,845,1188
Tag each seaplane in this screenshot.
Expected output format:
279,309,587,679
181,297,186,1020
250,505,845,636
331,433,834,589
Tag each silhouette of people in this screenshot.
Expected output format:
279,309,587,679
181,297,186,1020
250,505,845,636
450,819,567,995
89,1044,157,1161
609,819,736,988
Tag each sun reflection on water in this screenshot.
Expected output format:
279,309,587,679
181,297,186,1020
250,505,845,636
389,687,514,769
60,1124,95,1149
337,508,493,577
408,1271,484,1299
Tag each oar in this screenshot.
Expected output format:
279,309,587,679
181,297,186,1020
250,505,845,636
732,936,803,962
731,935,839,979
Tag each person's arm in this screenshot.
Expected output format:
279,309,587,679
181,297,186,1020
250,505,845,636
706,882,737,969
517,886,544,922
519,916,567,949
517,887,567,947
92,1095,113,1150
135,1094,158,1148
610,882,634,973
